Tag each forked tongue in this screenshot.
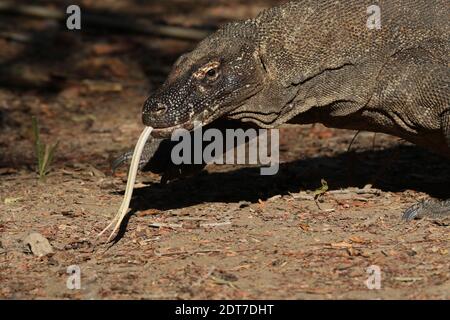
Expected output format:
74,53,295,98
97,126,153,242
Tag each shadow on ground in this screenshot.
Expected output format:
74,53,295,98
125,145,450,212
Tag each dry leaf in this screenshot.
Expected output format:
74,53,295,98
299,223,311,231
4,197,23,205
349,236,369,244
346,248,361,256
137,209,162,217
330,241,353,249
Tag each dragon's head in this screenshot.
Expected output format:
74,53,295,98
142,22,266,137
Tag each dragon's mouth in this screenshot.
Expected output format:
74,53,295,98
149,85,263,138
149,105,234,138
149,87,262,138
150,120,196,138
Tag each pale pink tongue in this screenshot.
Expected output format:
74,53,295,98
98,126,153,242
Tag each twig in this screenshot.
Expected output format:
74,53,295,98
150,220,232,229
200,221,232,228
347,130,361,152
210,275,239,289
149,222,183,229
193,266,216,287
327,188,381,195
354,197,370,202
139,293,180,299
0,31,33,43
0,1,210,40
154,248,222,257
289,192,315,201
168,217,209,221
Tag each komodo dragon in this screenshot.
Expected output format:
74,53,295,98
114,0,450,221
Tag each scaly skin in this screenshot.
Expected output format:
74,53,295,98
116,0,450,220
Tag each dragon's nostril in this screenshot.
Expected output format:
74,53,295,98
154,103,168,115
142,99,171,127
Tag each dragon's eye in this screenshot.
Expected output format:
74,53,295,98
205,67,220,82
193,61,220,82
207,69,217,78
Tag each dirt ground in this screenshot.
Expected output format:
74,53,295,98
0,1,448,300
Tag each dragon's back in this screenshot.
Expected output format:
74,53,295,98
254,0,448,85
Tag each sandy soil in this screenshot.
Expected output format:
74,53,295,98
0,0,448,299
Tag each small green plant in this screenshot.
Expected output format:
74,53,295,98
313,179,329,199
32,116,58,180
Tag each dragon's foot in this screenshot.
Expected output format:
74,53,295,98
402,198,450,221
